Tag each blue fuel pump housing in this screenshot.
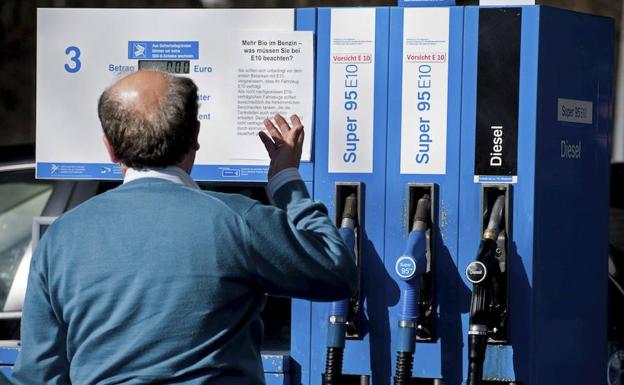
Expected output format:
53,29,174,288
458,6,614,385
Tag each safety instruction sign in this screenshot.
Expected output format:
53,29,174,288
400,8,450,175
36,9,314,181
328,8,376,174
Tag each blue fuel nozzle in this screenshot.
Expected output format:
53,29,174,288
327,193,358,349
395,231,428,321
324,194,359,384
394,194,430,354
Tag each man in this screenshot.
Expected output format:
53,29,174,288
11,71,357,384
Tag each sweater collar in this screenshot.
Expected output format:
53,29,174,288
123,166,200,190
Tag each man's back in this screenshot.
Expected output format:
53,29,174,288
12,177,357,385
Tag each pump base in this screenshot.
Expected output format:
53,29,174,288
321,373,371,385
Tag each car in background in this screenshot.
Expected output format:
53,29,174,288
0,149,120,343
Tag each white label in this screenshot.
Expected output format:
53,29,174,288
36,9,313,167
480,0,535,4
400,8,449,175
557,98,593,125
473,175,518,183
230,31,313,163
328,9,376,173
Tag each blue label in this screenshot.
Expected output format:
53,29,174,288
261,354,290,374
395,256,417,280
398,0,455,6
37,163,122,179
128,41,199,60
0,347,19,365
37,162,314,182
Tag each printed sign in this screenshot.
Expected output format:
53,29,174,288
328,8,376,173
36,9,314,181
400,8,450,175
480,0,535,5
398,0,456,6
474,8,521,184
128,41,199,60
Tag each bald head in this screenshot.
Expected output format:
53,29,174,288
108,71,169,120
98,70,199,169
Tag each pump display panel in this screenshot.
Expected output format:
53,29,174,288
36,9,314,182
138,60,190,74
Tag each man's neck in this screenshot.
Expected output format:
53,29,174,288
123,166,199,190
120,162,191,177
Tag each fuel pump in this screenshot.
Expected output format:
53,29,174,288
393,194,431,385
323,193,358,385
465,193,507,385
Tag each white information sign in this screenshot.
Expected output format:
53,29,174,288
400,8,450,175
480,1,535,5
328,8,376,174
36,9,314,181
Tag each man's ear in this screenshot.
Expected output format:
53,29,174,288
191,120,200,151
102,135,120,163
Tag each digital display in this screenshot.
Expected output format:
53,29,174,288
138,60,190,74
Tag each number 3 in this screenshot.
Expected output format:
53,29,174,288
64,46,81,73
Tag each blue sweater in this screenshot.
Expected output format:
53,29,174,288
11,178,357,385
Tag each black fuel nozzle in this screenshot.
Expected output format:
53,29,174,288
466,194,505,385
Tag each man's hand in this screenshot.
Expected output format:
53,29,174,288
259,114,305,179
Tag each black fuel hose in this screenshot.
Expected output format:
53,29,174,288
466,195,505,385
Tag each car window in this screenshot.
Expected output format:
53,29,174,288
0,171,52,310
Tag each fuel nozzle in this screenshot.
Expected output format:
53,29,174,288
324,193,358,385
394,194,431,385
340,193,358,230
411,194,431,232
466,194,506,385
